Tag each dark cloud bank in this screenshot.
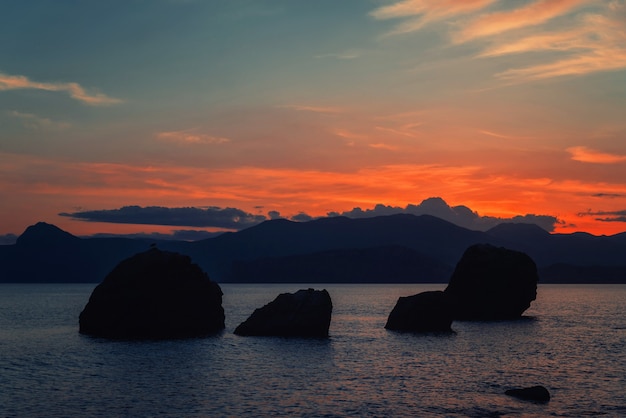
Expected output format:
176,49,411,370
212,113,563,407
0,233,18,245
59,206,266,230
56,198,564,241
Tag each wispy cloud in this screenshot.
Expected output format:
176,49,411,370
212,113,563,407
578,209,626,223
375,126,418,138
369,143,400,151
9,111,70,130
370,0,496,36
490,10,626,81
454,0,590,43
0,72,122,106
156,130,230,144
567,146,626,164
315,50,362,60
278,104,343,114
479,129,534,140
372,0,626,81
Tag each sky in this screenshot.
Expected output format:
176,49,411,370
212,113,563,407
1,0,626,242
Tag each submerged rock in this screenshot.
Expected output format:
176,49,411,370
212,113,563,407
505,385,550,403
79,248,225,339
385,290,453,332
234,288,332,337
444,244,538,320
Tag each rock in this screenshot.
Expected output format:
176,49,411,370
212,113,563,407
385,291,453,332
505,385,550,403
444,244,538,320
234,288,332,337
79,248,225,339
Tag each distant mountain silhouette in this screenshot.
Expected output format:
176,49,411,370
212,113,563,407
230,246,452,283
1,216,625,283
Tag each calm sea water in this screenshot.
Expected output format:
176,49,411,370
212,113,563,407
1,283,624,417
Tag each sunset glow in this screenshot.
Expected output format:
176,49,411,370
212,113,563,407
1,0,625,239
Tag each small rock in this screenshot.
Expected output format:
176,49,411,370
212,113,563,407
234,288,332,337
385,290,453,332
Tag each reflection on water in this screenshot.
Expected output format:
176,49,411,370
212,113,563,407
0,283,625,416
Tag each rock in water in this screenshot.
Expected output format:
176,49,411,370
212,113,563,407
234,288,332,337
445,244,538,320
385,291,453,332
79,248,225,339
505,385,550,403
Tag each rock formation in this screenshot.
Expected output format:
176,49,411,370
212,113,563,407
385,290,453,332
505,385,550,403
445,244,538,320
234,288,332,337
79,248,225,339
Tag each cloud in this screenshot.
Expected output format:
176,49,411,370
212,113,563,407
278,105,343,114
368,143,399,151
0,233,18,245
315,50,362,60
595,216,626,222
479,129,533,140
59,206,267,230
8,111,70,130
370,0,496,36
0,72,122,106
567,146,626,164
55,199,561,233
372,1,626,81
156,130,230,144
291,212,314,222
455,0,590,43
592,193,626,198
332,197,561,232
578,209,626,223
483,5,626,80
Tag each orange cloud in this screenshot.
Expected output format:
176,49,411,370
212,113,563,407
370,0,495,36
156,130,230,144
455,0,590,43
0,72,121,106
567,146,626,164
486,11,626,80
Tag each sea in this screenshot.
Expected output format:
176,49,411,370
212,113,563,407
1,283,624,417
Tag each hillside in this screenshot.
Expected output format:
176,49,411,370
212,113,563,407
1,216,625,283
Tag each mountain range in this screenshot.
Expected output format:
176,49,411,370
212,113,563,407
1,214,625,283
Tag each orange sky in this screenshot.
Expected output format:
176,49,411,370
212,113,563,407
1,0,626,239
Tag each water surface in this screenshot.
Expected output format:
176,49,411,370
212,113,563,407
1,283,625,416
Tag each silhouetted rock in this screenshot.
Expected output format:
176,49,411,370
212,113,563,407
505,385,550,403
445,244,538,320
385,290,453,332
79,248,225,339
234,288,332,337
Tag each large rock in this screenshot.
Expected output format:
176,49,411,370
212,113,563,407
79,248,225,339
445,244,538,320
385,290,453,332
234,288,332,337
